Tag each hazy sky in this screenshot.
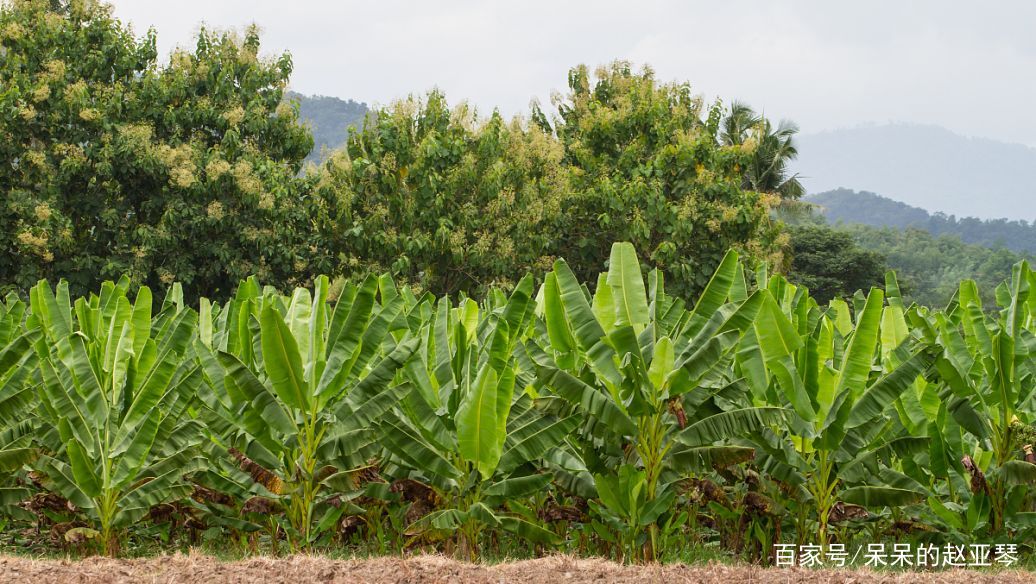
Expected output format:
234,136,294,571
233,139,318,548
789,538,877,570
107,0,1036,146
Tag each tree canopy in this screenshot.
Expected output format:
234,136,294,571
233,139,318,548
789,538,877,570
314,63,786,298
0,0,315,299
313,92,565,295
785,224,886,304
549,64,784,297
12,2,985,309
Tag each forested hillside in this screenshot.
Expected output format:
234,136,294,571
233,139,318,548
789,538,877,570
289,92,369,164
783,197,1034,308
842,224,1032,307
807,188,1036,253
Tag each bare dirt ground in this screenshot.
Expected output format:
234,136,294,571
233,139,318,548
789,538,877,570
0,553,1032,584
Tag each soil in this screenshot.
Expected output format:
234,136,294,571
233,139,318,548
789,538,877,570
0,553,1031,583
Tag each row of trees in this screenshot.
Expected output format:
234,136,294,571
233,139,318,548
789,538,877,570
1,1,804,302
314,68,799,300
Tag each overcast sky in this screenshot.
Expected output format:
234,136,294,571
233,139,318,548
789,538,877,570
107,0,1036,146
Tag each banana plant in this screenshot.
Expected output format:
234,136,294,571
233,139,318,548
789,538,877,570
742,273,936,545
196,275,419,549
928,262,1036,533
530,243,785,561
0,292,27,347
589,464,678,563
0,293,40,520
377,275,568,559
28,279,204,555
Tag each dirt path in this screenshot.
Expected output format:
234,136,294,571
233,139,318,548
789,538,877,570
0,553,1031,583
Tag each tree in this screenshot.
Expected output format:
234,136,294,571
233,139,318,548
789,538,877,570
720,101,758,148
314,91,565,296
720,101,804,200
0,0,315,299
548,63,782,298
313,63,785,300
786,225,886,303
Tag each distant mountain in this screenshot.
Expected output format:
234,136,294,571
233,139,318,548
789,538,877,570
806,189,1036,254
795,123,1036,221
289,92,369,164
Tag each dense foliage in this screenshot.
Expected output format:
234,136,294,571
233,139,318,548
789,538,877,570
313,92,565,296
785,225,886,303
809,189,1036,254
313,64,787,299
0,0,316,299
547,64,785,296
0,243,1033,564
3,1,1026,320
843,224,1032,308
0,0,791,303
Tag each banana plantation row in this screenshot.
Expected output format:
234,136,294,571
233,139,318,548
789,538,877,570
0,243,1033,563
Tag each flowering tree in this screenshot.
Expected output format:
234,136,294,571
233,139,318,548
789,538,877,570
0,0,314,298
315,63,785,299
314,91,566,296
551,63,784,298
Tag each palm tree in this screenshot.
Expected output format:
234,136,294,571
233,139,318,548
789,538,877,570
721,102,805,200
720,101,760,147
748,118,805,199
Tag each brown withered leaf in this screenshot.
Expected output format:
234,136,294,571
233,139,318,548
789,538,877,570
242,496,281,515
828,501,869,523
889,519,937,536
961,455,990,497
148,503,179,524
684,478,729,507
391,479,441,526
230,447,284,495
742,491,776,517
540,504,586,523
390,479,438,504
191,484,234,506
352,462,384,487
22,492,75,515
668,399,687,429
